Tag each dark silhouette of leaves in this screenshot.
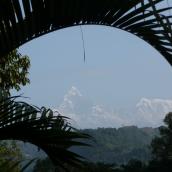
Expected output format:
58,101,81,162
0,96,91,170
0,0,172,65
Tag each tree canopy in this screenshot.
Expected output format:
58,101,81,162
151,112,172,162
0,49,30,97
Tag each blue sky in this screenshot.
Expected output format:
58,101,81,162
16,25,172,109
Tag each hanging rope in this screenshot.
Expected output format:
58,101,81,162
80,26,86,62
141,0,145,21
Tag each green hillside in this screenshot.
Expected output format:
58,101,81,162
72,126,159,164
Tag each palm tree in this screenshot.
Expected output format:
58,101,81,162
0,96,90,170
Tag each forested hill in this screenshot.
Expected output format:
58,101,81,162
72,126,159,165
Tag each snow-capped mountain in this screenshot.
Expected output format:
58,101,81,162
135,98,172,127
59,86,83,114
56,87,172,129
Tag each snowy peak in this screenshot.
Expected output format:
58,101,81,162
92,105,107,115
59,86,82,113
135,98,172,127
56,87,172,129
136,98,172,119
66,86,82,97
136,98,172,110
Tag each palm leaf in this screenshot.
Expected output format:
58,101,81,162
20,158,37,172
0,0,172,65
0,96,91,170
0,158,37,172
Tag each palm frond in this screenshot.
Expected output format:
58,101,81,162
0,158,37,172
20,158,37,172
0,97,91,170
0,0,172,65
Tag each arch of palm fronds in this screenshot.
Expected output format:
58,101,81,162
0,0,172,65
1,0,172,170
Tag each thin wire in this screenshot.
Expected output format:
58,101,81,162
80,26,86,62
141,1,146,22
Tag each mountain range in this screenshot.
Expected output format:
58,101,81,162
57,86,172,129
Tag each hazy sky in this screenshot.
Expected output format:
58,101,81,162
16,25,172,109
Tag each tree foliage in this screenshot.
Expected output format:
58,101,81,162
33,158,117,172
73,127,157,164
151,112,172,161
33,157,55,172
0,140,22,172
0,49,30,96
0,49,30,171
